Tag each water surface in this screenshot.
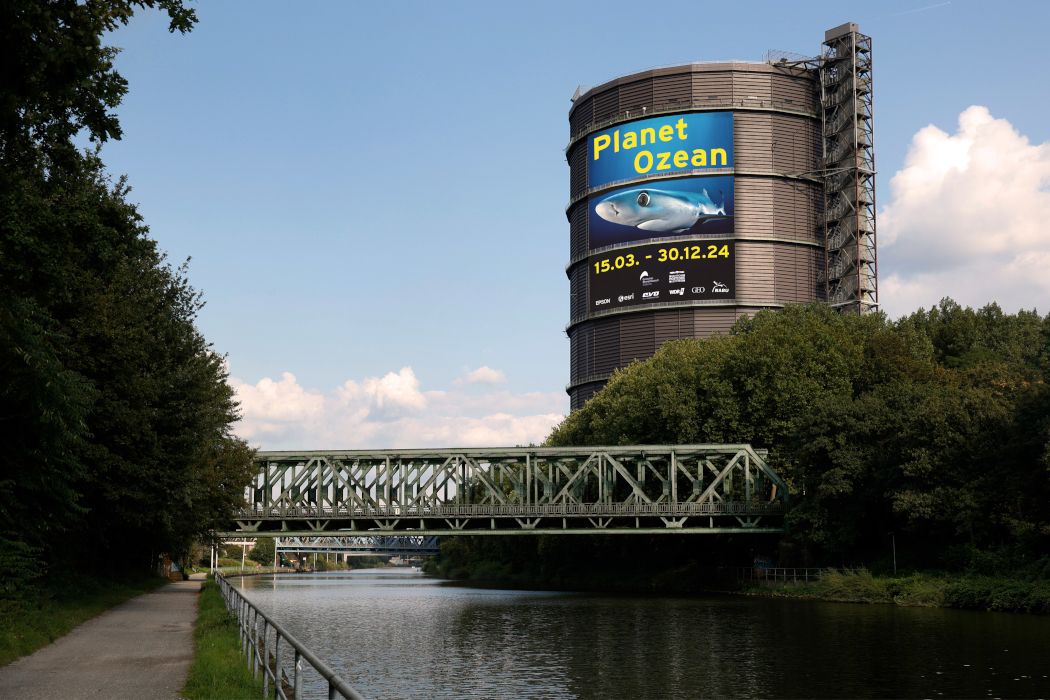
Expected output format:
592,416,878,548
238,569,1050,699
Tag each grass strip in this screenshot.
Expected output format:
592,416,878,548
0,573,167,667
183,577,266,700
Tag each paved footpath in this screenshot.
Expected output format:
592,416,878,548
0,575,205,699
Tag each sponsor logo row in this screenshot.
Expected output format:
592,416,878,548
594,280,731,307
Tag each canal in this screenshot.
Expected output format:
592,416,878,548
237,569,1049,699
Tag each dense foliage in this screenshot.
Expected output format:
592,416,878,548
1,1,254,590
550,303,1050,569
248,538,275,566
434,303,1050,585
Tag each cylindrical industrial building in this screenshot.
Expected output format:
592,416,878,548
566,62,826,408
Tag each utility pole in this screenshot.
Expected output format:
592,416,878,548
888,532,897,575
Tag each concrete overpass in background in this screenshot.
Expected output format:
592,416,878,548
219,445,789,537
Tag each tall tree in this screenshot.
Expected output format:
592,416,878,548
1,0,195,167
2,1,256,581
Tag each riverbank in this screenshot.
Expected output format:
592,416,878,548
425,557,738,596
182,576,264,700
741,569,1050,613
427,559,1050,614
0,572,168,666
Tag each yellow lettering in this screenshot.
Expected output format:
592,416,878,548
634,150,653,173
594,134,610,159
595,121,725,167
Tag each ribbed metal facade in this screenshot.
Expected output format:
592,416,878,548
566,63,825,408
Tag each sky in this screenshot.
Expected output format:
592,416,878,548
99,0,1050,449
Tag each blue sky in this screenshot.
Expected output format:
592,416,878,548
99,0,1050,447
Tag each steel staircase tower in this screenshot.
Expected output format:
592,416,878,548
819,22,878,313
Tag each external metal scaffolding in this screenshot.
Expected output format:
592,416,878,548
222,445,789,537
820,22,878,313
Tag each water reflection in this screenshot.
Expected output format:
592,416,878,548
239,569,1050,699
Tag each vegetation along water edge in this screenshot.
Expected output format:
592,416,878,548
426,546,1050,614
740,569,1050,613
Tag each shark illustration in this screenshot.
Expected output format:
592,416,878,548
594,187,727,233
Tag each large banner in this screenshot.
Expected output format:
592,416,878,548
587,112,733,191
588,175,734,250
589,240,735,311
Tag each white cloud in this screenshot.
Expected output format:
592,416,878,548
878,105,1050,317
337,367,427,416
229,372,324,443
458,365,507,385
231,367,565,450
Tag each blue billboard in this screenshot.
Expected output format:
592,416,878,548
587,112,733,191
588,175,734,250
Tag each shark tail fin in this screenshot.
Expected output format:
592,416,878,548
718,190,726,216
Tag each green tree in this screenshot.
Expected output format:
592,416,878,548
1,0,258,581
539,302,1050,573
249,538,275,566
1,1,195,167
549,304,879,488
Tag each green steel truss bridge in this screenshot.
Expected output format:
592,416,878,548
223,445,789,537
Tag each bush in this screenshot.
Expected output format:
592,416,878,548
829,570,888,602
944,577,1050,614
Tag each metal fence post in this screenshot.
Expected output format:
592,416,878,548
294,649,302,700
240,598,247,656
261,620,269,696
273,633,281,700
252,608,259,678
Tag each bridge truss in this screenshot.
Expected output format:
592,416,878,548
274,535,439,557
223,445,788,536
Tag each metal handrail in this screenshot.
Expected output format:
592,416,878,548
216,572,366,700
